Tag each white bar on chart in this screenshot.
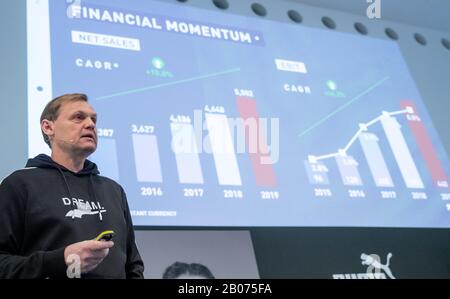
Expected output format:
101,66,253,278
359,132,394,187
132,134,163,183
335,155,363,186
170,122,204,184
90,138,119,181
380,115,424,189
205,113,242,186
304,160,330,185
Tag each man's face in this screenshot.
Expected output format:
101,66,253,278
47,100,98,157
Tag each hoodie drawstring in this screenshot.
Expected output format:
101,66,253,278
56,167,103,222
26,154,103,222
56,166,77,221
89,175,103,222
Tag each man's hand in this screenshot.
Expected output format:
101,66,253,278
64,240,114,273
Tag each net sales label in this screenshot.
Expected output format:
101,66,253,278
71,30,141,51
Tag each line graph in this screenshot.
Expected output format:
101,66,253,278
305,104,430,188
307,107,413,163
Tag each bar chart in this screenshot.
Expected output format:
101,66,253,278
98,96,280,192
380,112,424,189
236,96,277,187
205,112,243,186
359,132,394,187
170,118,204,185
132,133,163,183
401,101,449,188
306,102,448,190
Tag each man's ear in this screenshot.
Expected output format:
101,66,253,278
41,119,55,139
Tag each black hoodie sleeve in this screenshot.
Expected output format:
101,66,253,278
0,176,67,279
120,187,144,279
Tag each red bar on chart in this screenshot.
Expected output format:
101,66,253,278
401,100,449,188
236,96,277,187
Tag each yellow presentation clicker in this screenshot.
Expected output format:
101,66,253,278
95,230,115,241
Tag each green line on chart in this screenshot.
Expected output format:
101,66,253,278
97,68,241,100
298,76,390,138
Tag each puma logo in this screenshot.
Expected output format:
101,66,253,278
333,252,396,279
361,253,395,279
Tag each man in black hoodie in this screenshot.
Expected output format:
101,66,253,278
0,93,144,278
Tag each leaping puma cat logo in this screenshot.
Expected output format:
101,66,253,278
361,253,395,279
